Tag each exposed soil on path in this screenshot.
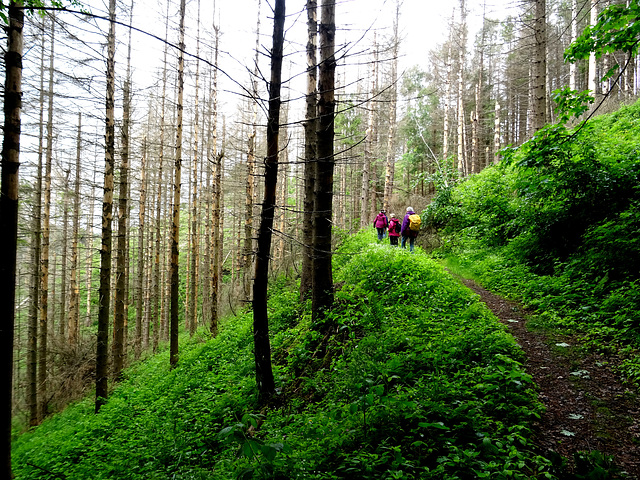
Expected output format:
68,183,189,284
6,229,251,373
459,277,640,479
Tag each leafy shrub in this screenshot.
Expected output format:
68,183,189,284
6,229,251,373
432,100,640,386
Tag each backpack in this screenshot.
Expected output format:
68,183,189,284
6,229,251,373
408,213,421,232
390,219,400,234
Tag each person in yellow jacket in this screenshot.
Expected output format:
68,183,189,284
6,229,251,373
400,206,419,252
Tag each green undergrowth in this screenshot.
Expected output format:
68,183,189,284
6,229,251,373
13,230,555,479
427,100,640,389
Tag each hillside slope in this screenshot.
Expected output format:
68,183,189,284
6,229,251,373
13,232,558,479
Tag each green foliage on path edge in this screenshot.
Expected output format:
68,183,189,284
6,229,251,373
425,99,640,388
12,230,561,479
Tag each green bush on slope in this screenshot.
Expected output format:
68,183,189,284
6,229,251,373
426,100,640,376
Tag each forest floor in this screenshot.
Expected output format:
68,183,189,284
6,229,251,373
459,277,640,479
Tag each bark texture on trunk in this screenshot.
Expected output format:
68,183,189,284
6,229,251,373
532,0,547,133
170,0,187,368
68,113,82,345
39,14,55,421
0,2,23,474
311,0,336,322
252,0,286,403
27,21,45,428
300,0,317,300
96,0,117,413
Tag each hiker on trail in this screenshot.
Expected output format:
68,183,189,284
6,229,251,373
373,209,389,241
388,213,401,246
400,206,420,252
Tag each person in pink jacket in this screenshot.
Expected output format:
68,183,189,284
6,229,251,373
373,209,389,241
388,213,401,246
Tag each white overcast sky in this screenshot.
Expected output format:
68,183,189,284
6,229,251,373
116,0,518,103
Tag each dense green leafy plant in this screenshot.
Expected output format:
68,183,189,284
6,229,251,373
430,100,640,393
12,237,558,479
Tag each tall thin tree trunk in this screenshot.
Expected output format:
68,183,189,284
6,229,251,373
59,171,70,338
531,0,546,133
588,0,597,94
493,101,501,163
135,139,147,359
300,0,317,299
383,2,399,212
276,105,289,267
312,0,336,322
96,0,117,412
210,14,222,336
153,0,171,353
113,0,134,380
569,0,577,91
471,85,479,174
253,0,285,403
27,22,45,428
189,0,201,336
456,0,466,176
369,40,379,218
68,114,82,345
443,9,455,165
0,2,24,474
360,32,374,230
170,0,187,368
244,0,262,301
39,15,55,421
85,156,96,327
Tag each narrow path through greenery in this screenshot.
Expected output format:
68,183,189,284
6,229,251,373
459,277,640,479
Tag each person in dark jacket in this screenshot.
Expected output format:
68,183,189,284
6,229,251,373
400,206,418,252
373,209,389,241
388,213,401,246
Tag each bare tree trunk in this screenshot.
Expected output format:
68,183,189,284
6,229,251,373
135,139,147,359
27,22,45,428
203,83,212,327
588,0,597,94
443,9,454,165
531,0,546,133
113,1,134,380
96,0,117,412
456,0,466,176
276,104,289,268
383,2,399,212
569,0,577,90
59,170,70,338
300,0,317,300
368,38,379,218
0,3,23,474
39,14,55,421
360,32,374,230
189,0,201,336
68,114,82,345
170,0,187,368
312,0,336,322
85,158,96,328
210,15,222,336
471,85,479,174
252,0,285,403
493,101,501,164
153,0,171,353
244,0,262,301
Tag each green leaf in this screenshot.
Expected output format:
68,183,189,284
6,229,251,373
260,444,278,462
418,422,449,430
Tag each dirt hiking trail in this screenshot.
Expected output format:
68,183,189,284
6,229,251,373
459,277,640,479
